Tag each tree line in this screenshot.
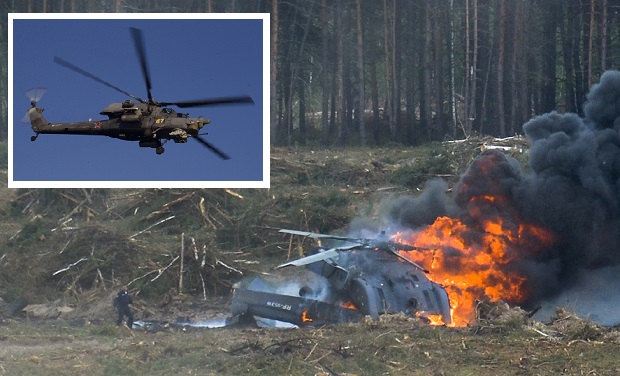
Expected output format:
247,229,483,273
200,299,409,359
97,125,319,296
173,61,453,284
1,0,619,147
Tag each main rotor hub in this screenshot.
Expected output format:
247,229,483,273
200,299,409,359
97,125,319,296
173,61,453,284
122,100,136,108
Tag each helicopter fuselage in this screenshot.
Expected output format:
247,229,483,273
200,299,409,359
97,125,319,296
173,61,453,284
30,101,210,154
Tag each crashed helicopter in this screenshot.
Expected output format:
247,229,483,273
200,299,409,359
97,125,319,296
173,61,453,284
230,229,452,327
25,27,253,158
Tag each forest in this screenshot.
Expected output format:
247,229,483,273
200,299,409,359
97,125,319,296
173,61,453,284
1,0,620,146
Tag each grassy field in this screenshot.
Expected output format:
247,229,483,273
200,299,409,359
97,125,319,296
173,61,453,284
1,313,620,375
2,141,619,375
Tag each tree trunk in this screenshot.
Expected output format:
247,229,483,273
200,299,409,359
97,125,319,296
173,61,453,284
464,0,478,136
560,1,577,113
335,0,345,144
421,2,433,141
588,0,596,88
298,66,307,144
369,56,380,144
321,0,331,146
383,0,397,140
355,0,366,146
600,0,608,71
432,3,445,139
449,0,457,138
270,0,279,145
497,0,506,136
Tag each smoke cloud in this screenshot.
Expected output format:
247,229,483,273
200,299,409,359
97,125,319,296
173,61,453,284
357,70,620,323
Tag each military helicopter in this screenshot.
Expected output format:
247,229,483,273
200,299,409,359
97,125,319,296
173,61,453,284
230,229,452,327
25,27,254,157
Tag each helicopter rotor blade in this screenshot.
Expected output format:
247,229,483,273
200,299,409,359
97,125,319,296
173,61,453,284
276,248,341,269
160,95,254,108
130,27,154,104
25,87,47,104
278,229,354,242
192,135,231,160
53,57,145,103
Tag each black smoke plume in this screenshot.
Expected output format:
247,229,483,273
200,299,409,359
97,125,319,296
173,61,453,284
363,71,620,322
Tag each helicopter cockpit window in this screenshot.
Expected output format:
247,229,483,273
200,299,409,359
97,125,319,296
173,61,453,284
177,113,189,118
162,108,173,114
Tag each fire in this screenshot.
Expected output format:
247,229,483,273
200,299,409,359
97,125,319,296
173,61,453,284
393,151,555,327
416,312,447,326
341,300,358,310
301,309,313,323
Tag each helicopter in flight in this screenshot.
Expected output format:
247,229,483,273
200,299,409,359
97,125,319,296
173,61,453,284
25,27,254,158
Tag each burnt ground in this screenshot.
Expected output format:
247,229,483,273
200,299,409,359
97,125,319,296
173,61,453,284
1,140,620,375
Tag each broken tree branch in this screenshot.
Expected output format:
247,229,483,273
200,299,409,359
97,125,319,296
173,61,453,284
179,233,185,294
53,257,88,276
216,259,243,275
150,256,180,283
129,215,175,239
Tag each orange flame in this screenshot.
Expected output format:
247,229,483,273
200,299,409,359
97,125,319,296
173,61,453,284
394,194,554,327
301,309,313,323
341,300,358,310
416,311,447,326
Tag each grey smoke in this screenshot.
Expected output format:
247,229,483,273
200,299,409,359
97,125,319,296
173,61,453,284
354,70,620,322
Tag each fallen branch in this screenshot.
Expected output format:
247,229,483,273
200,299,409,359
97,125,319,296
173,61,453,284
163,192,194,208
197,197,217,230
528,327,556,339
51,218,73,232
127,269,160,286
151,255,180,282
224,189,244,199
129,215,175,239
53,257,88,276
216,259,243,275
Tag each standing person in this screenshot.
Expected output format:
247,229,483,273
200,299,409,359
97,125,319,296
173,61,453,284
114,286,134,329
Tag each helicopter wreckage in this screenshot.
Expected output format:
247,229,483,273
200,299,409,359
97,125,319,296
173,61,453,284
24,27,253,157
228,229,452,327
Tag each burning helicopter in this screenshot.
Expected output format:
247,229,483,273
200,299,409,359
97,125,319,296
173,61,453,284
230,229,452,327
25,27,254,157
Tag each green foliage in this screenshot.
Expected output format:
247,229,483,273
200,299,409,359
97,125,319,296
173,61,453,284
16,215,53,243
310,189,351,208
389,146,454,188
99,356,139,376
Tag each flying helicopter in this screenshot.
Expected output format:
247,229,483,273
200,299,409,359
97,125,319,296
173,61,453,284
230,229,452,327
25,27,254,158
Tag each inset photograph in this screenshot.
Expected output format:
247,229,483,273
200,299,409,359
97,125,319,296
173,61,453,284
10,14,268,188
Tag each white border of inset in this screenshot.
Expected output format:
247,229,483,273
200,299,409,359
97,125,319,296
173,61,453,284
8,13,270,189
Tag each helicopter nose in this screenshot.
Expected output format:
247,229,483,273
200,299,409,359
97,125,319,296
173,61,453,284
197,117,210,129
188,118,211,133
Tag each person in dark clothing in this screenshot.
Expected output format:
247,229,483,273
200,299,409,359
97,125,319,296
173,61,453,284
114,286,134,329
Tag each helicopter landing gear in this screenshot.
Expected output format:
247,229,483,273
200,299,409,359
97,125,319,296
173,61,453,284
156,146,165,155
31,133,39,142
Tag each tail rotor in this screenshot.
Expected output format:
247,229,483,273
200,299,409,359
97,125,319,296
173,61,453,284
24,87,49,140
22,87,47,124
25,87,47,106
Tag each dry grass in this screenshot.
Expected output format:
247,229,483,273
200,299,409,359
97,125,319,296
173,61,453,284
1,317,620,375
2,140,620,375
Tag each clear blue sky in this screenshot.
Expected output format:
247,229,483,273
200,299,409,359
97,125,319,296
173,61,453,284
10,15,268,188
